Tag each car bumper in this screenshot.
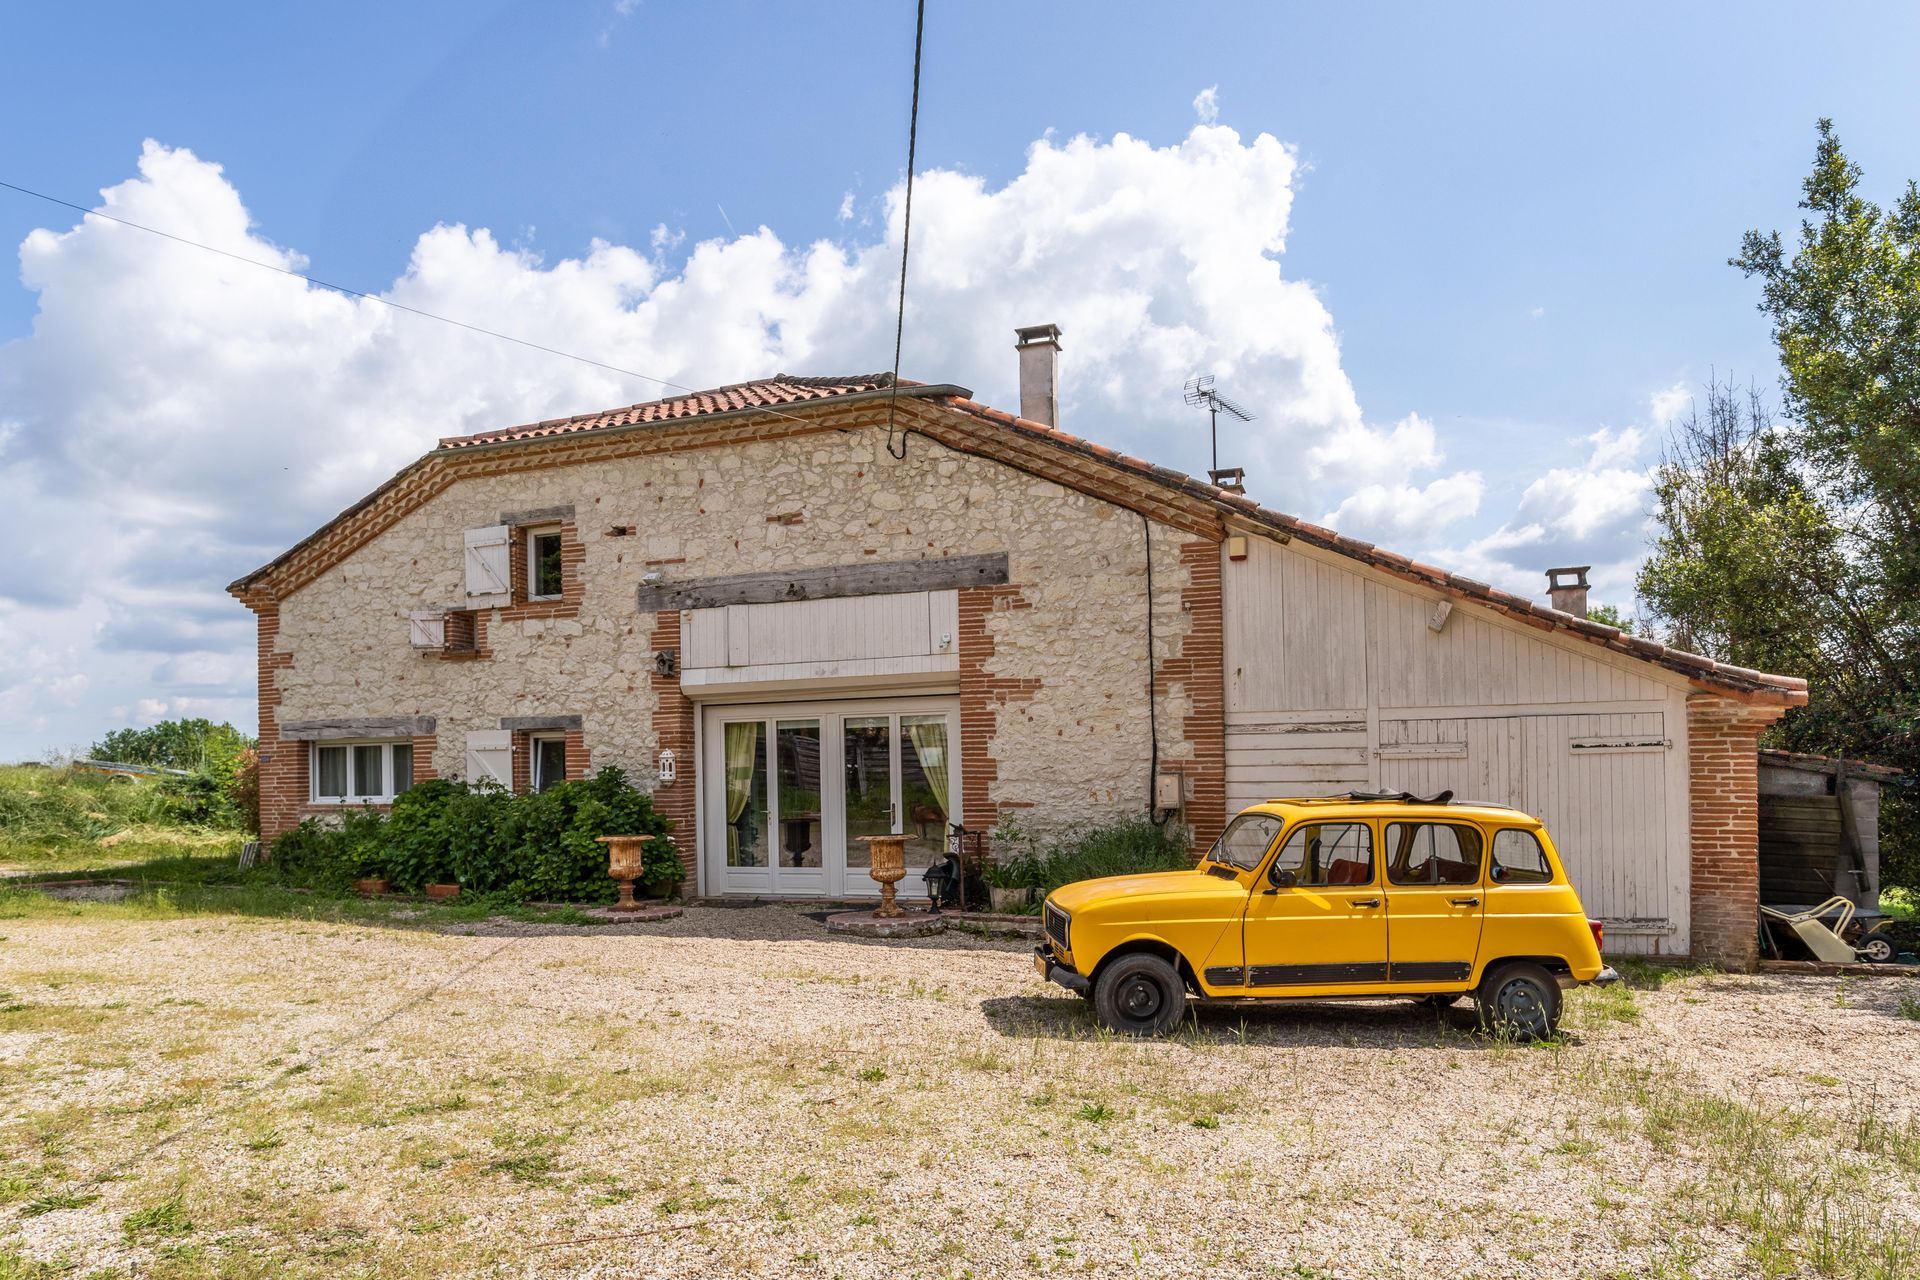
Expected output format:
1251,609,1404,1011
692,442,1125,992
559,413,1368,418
1590,966,1620,987
1034,944,1089,995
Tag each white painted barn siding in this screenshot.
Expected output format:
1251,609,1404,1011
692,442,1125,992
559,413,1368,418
1224,534,1693,955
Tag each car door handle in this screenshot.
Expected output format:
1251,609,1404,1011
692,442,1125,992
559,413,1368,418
1348,898,1381,908
1450,896,1480,907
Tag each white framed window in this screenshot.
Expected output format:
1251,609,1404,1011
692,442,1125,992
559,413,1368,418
530,734,568,793
527,525,564,600
311,740,415,804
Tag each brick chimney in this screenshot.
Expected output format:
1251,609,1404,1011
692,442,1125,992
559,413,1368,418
1014,324,1062,427
1546,566,1591,618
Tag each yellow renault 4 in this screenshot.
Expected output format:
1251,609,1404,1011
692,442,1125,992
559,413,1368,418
1034,792,1617,1039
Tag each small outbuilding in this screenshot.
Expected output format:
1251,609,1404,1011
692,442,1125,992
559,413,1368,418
1758,750,1900,922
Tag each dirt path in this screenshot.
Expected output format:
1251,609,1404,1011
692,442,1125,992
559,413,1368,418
2,903,1917,1278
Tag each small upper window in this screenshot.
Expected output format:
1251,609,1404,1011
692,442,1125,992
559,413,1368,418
1271,822,1374,886
1385,822,1485,886
1208,813,1282,870
1490,829,1555,884
312,740,412,804
531,735,568,793
528,526,564,599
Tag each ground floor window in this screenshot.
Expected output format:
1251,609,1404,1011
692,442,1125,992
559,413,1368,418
312,740,413,804
531,734,568,793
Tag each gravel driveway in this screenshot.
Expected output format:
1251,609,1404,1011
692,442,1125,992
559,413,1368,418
3,900,1917,1278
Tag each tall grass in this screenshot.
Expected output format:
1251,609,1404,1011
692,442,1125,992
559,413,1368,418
993,815,1190,898
0,765,176,847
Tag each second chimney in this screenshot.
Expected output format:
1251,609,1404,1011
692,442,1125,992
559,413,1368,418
1014,323,1062,427
1546,565,1591,618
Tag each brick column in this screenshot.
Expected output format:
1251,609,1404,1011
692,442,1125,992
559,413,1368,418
651,610,698,887
956,584,1038,851
1160,540,1227,856
242,591,305,846
1687,694,1787,970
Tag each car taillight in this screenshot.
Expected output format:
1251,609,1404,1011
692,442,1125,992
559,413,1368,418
1588,919,1605,951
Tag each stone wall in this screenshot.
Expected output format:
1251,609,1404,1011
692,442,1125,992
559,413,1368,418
258,421,1217,864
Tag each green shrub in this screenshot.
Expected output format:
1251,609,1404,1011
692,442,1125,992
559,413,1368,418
0,765,176,846
986,814,1190,904
265,768,678,902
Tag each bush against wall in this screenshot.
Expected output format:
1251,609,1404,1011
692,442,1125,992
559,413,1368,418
265,768,679,903
989,814,1190,903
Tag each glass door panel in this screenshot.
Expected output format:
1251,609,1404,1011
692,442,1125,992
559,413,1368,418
775,720,823,871
900,714,951,870
723,721,769,869
843,716,893,872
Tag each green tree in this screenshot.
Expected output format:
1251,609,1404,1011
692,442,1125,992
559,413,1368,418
1641,121,1918,893
1584,603,1635,635
92,718,253,770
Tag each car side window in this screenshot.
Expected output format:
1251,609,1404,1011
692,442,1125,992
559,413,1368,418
1271,822,1374,887
1490,829,1555,884
1385,823,1484,886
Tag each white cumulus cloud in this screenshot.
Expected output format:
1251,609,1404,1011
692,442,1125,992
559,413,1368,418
0,126,1481,756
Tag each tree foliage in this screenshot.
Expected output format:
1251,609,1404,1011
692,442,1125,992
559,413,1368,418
91,718,253,770
1640,121,1919,893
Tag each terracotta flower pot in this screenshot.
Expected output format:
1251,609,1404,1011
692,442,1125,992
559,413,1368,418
354,878,390,897
425,883,461,900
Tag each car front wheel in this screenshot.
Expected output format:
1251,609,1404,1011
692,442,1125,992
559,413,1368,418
1091,953,1186,1036
1475,962,1562,1041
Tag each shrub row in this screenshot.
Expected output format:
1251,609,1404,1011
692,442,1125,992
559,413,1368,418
0,764,244,846
265,768,680,902
983,815,1190,897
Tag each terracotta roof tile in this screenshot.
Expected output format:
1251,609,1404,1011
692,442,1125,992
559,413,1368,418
435,374,904,450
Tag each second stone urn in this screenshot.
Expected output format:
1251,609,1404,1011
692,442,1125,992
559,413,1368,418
859,834,909,917
596,834,654,911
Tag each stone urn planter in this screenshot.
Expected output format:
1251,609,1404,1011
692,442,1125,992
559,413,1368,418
596,834,655,911
354,877,390,897
425,883,461,900
859,834,909,918
988,885,1031,913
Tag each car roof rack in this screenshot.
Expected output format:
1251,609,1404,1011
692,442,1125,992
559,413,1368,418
1342,789,1455,805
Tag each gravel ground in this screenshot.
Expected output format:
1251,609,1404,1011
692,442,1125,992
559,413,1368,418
2,901,1918,1279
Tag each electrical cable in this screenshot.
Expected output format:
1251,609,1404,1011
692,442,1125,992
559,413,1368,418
0,179,847,443
884,0,928,461
1142,511,1173,827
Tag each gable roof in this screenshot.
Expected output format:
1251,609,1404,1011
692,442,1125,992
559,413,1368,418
233,373,1807,706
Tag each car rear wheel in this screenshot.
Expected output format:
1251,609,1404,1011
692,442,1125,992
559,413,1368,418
1475,962,1562,1041
1857,931,1901,964
1091,954,1186,1036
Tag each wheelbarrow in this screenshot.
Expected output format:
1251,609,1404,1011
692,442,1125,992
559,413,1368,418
1760,896,1906,964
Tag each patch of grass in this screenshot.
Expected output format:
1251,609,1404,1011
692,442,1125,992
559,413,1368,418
17,1191,98,1218
1190,1115,1220,1130
854,1066,888,1083
1612,958,1713,990
123,1193,193,1238
1897,994,1920,1022
1075,1103,1114,1123
483,1153,556,1184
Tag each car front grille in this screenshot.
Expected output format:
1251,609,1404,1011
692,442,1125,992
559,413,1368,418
1044,902,1070,952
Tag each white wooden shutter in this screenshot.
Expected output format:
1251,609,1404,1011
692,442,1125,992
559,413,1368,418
465,729,512,789
464,525,512,607
408,610,446,649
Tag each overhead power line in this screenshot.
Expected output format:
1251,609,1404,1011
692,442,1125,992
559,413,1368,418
884,0,928,461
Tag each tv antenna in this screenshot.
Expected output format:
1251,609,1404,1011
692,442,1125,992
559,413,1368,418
1183,374,1254,493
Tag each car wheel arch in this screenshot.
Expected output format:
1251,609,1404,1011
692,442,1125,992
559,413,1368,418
1090,938,1201,994
1472,954,1572,984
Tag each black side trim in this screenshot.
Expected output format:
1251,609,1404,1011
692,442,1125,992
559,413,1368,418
1203,966,1245,986
1390,961,1472,983
1248,962,1390,985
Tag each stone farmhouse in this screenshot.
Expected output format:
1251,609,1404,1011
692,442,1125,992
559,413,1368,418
230,327,1807,967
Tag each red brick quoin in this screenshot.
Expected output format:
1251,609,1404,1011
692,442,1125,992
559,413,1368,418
1687,694,1790,970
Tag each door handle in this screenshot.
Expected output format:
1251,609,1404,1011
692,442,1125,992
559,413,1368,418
1349,898,1381,908
1450,896,1480,907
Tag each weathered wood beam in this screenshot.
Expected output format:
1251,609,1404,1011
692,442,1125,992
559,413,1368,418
637,552,1008,613
279,716,436,741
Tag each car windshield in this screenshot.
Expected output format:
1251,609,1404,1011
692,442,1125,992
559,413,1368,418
1207,813,1284,871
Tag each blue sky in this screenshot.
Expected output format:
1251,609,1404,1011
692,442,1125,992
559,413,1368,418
2,0,1917,757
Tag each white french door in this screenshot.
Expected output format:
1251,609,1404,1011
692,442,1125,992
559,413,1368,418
700,696,960,897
